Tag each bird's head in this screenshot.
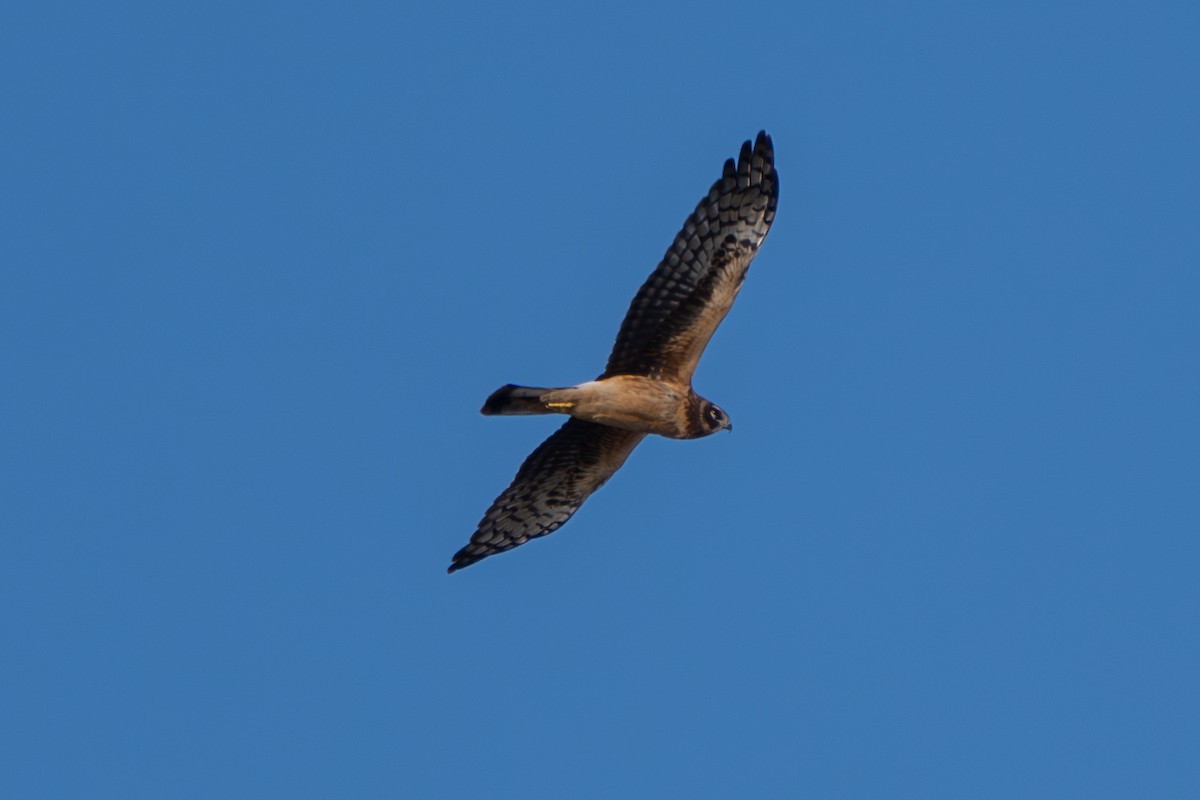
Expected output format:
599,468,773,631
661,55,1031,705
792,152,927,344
688,397,733,437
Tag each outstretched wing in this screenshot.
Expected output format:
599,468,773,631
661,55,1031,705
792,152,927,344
602,131,778,382
448,419,645,573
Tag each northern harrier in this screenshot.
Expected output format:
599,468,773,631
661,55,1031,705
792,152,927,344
448,131,778,573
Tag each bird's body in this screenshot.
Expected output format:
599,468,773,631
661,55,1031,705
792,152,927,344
484,376,699,438
448,132,779,573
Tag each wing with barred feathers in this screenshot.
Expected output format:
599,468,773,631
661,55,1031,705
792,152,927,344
602,131,778,382
448,419,645,573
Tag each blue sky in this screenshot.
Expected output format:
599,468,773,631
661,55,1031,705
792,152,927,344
3,1,1198,797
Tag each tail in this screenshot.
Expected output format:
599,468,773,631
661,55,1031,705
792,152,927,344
481,384,559,415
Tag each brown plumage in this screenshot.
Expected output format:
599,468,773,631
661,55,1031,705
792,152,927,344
449,131,778,573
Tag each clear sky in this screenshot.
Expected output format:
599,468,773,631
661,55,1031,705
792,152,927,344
3,1,1198,797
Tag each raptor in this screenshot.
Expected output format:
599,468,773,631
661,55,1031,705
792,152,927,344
449,132,779,572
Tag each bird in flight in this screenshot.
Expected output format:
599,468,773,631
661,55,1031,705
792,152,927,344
448,131,779,573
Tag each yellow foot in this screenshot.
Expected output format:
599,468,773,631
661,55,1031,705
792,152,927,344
545,401,575,410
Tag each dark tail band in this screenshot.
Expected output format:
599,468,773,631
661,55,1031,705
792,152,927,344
481,384,555,415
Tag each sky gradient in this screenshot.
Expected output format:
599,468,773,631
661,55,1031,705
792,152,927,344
3,2,1199,797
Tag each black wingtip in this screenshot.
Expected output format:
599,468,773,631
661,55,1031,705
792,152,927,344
732,131,776,188
448,545,487,573
748,130,777,204
748,130,774,165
